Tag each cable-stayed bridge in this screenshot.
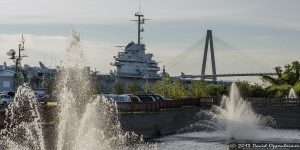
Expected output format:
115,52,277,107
165,30,276,82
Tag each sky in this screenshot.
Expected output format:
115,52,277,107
0,0,299,82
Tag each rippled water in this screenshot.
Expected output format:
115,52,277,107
156,129,300,150
154,83,300,149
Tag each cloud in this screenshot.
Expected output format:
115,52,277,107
0,34,116,73
0,0,299,32
0,0,299,82
0,32,297,80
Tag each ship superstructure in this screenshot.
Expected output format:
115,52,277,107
111,12,160,88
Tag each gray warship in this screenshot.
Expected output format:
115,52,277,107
110,12,161,89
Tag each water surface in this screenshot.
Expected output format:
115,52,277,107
156,129,300,150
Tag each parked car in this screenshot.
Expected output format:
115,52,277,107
123,94,141,102
0,94,14,106
150,94,166,101
114,94,141,103
102,94,118,101
136,94,166,102
99,94,141,103
0,91,15,97
136,94,156,102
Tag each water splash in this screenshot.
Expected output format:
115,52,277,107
0,85,45,150
0,30,145,150
211,83,274,139
288,88,298,99
55,69,141,150
55,30,142,150
183,83,274,140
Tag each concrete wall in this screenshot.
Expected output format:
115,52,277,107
253,106,300,129
119,107,207,139
1,103,299,143
120,106,300,139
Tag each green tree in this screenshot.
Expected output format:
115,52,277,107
249,83,267,97
206,84,227,98
188,80,208,98
266,84,292,98
127,80,140,94
112,80,125,94
236,81,267,98
152,77,187,99
168,79,187,100
262,61,300,98
293,81,300,96
262,61,300,85
236,81,251,97
152,76,172,98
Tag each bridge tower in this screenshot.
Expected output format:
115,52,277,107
201,30,217,82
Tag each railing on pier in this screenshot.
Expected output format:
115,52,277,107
117,97,213,112
246,98,300,107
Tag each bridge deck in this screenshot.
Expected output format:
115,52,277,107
179,73,276,78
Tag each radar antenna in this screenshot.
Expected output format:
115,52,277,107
6,34,28,90
131,11,149,44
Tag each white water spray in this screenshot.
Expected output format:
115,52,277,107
0,85,45,150
211,83,274,139
184,83,274,140
288,88,298,99
0,30,143,150
55,30,141,150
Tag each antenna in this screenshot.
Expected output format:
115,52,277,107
130,12,149,44
6,34,28,90
139,0,141,13
21,34,25,50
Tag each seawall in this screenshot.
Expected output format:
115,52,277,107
246,97,300,129
0,97,299,141
253,106,300,129
119,107,207,139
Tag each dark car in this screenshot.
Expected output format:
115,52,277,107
136,94,165,102
136,94,155,102
151,94,165,101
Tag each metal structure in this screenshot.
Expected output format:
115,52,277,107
111,12,160,88
131,12,149,44
180,73,276,79
6,35,27,90
201,30,217,82
178,30,277,81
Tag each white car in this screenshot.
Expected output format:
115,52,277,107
0,94,14,106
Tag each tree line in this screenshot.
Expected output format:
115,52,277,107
111,61,300,100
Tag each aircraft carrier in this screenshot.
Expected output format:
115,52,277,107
110,12,161,88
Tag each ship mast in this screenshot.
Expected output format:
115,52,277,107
6,34,27,90
131,12,149,44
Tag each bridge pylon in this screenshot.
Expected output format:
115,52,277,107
201,30,217,82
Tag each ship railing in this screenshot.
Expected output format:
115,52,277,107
117,97,213,112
